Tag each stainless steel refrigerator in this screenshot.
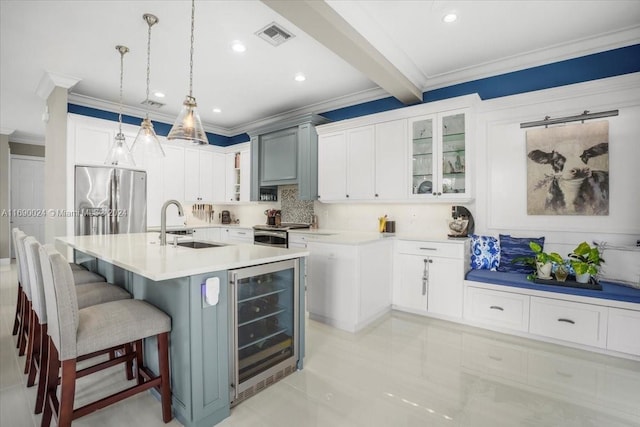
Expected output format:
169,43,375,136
75,165,147,235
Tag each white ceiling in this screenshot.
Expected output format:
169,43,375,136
1,0,639,144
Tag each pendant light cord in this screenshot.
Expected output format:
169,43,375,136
189,0,195,98
116,46,128,135
145,19,151,118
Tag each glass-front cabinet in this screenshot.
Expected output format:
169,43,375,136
409,109,469,199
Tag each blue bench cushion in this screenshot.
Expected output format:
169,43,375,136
466,269,640,304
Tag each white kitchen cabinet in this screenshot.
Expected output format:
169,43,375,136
409,109,470,200
375,120,407,200
224,149,250,203
464,286,530,332
145,143,185,227
317,132,347,201
219,227,253,244
529,296,608,348
393,239,469,318
318,122,407,201
607,307,640,356
184,148,214,202
307,239,393,332
288,233,309,249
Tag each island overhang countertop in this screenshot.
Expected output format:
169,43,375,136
57,232,309,281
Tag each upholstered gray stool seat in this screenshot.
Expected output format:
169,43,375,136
76,282,132,309
76,299,170,357
71,268,106,285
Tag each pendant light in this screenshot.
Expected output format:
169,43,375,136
131,13,165,159
167,0,209,144
105,45,136,167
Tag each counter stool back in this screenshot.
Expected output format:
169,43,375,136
39,244,173,427
26,238,131,415
11,228,25,338
13,229,30,356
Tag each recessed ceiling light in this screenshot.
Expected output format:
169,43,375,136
153,91,165,98
443,13,457,23
231,41,246,53
294,73,306,82
213,108,222,113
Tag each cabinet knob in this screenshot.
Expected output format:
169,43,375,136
432,192,436,196
437,192,442,196
374,194,379,197
346,194,349,198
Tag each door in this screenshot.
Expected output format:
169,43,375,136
393,253,428,313
317,132,347,201
10,156,45,256
375,120,407,200
427,256,464,317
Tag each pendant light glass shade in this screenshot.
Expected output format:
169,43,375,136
131,13,165,158
105,45,135,167
167,0,209,145
132,117,165,158
105,132,136,166
168,95,208,144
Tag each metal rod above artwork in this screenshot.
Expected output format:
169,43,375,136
520,109,619,129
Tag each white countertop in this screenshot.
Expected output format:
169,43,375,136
147,223,253,232
57,233,308,281
288,229,468,245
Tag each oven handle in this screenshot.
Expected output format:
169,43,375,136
254,241,287,249
254,230,287,238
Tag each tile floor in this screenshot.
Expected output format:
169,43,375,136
2,261,639,427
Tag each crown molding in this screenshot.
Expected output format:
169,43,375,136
230,86,389,135
0,128,15,136
36,72,81,100
422,26,640,92
7,130,45,145
67,93,233,137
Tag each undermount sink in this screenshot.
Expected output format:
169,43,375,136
176,241,225,249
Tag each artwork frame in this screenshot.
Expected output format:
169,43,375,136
526,120,609,216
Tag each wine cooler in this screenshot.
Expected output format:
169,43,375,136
229,259,299,405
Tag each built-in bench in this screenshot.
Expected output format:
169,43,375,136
463,270,640,360
466,269,640,304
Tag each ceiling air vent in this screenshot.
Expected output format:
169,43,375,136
141,99,165,109
256,22,294,46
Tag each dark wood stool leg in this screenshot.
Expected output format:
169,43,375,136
158,333,172,423
18,299,30,356
134,340,144,385
27,318,41,386
24,308,36,375
16,292,26,349
35,327,49,414
58,359,77,427
41,340,59,427
12,285,23,335
124,342,134,381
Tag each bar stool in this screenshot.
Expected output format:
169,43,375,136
39,244,172,427
22,237,132,414
11,228,26,339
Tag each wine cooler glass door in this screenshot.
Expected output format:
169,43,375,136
230,259,298,403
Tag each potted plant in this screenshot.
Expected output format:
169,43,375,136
568,242,604,283
514,242,563,280
529,241,563,280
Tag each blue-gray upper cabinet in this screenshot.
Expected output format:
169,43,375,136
249,114,329,201
260,127,298,185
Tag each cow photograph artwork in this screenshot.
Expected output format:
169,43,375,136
526,120,609,215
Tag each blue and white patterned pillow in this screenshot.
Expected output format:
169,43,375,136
497,234,545,274
470,235,500,270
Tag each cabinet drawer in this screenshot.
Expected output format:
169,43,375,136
396,240,464,258
464,287,529,332
307,242,357,261
529,297,607,348
607,307,640,355
288,234,309,245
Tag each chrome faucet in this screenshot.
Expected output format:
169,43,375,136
160,199,184,246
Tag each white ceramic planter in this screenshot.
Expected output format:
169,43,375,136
536,262,553,280
575,272,591,283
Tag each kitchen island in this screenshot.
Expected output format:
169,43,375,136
56,232,308,427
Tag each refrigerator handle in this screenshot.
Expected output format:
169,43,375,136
110,172,118,234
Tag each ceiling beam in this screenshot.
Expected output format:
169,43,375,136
261,0,423,105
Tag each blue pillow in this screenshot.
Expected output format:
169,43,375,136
497,234,545,274
470,235,500,270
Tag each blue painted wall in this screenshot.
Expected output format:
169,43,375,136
70,44,640,145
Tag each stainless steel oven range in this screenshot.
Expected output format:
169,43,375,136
253,223,310,248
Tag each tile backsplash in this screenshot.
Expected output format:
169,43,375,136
279,185,314,224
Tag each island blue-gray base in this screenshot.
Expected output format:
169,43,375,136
78,252,306,427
